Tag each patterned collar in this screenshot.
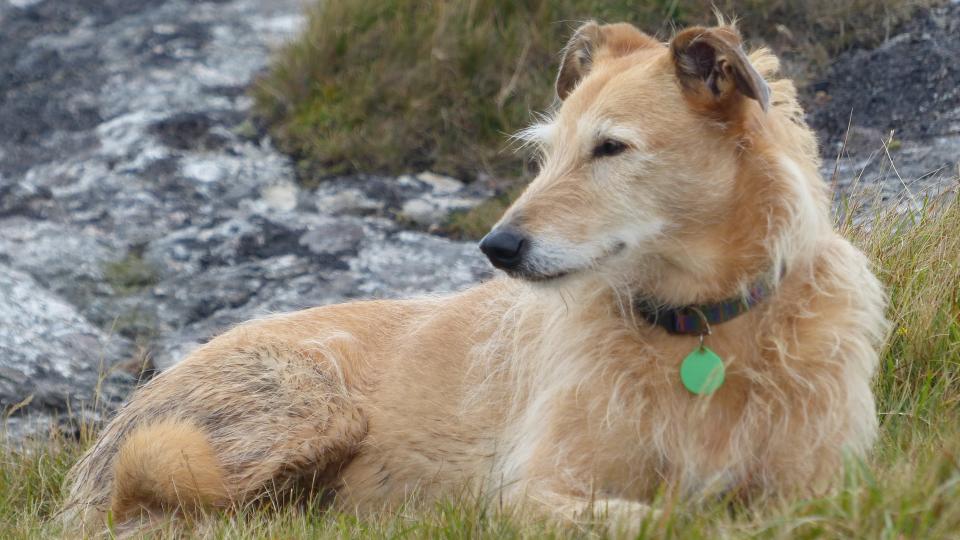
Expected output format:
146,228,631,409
633,277,774,335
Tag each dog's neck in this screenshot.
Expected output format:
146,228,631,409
624,146,827,327
631,267,779,335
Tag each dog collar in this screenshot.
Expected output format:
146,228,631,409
633,277,773,335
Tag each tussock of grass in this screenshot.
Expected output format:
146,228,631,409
843,191,960,435
3,185,959,538
0,430,86,539
253,0,929,182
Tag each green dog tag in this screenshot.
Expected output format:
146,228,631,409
680,346,725,395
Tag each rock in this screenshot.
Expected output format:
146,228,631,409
0,0,493,436
260,182,299,212
313,172,489,229
401,198,441,226
401,194,485,228
149,111,229,151
315,185,385,216
0,182,53,218
299,221,366,257
807,3,960,198
182,157,227,184
413,171,465,194
0,218,123,317
0,264,134,415
350,231,490,297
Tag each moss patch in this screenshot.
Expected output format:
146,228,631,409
103,252,158,295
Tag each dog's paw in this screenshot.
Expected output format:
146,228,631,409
581,498,662,538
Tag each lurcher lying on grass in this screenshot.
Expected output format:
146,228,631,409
62,19,887,535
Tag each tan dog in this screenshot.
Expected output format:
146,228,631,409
63,20,887,534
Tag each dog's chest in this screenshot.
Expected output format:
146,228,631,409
520,362,763,499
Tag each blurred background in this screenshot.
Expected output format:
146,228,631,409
0,0,957,438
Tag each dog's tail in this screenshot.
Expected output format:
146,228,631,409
109,418,230,523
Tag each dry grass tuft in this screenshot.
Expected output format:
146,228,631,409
252,0,931,183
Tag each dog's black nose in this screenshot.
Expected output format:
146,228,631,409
479,228,527,270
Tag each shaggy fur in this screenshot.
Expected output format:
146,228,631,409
62,21,887,535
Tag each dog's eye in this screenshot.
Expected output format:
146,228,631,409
591,139,628,159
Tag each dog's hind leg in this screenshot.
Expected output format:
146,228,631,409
62,336,368,532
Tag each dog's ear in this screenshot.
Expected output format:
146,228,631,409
556,21,604,101
670,26,770,113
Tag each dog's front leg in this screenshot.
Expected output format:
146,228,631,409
523,488,660,537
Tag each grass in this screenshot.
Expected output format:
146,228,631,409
252,0,931,183
2,182,959,538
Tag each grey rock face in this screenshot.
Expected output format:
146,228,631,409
806,3,960,202
0,264,134,415
0,0,491,437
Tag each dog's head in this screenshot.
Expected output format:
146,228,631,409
480,22,823,301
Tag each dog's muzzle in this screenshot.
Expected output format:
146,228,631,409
479,227,528,271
